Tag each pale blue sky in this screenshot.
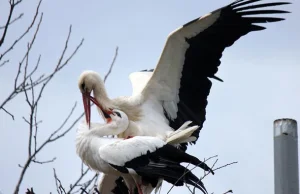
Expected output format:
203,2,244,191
0,0,299,193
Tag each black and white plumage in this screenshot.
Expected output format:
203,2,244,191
78,0,291,152
78,0,291,193
76,109,213,194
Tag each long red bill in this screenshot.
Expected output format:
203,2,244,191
89,96,113,117
82,93,91,128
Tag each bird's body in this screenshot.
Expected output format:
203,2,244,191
77,0,291,193
76,110,212,194
114,96,174,140
79,0,291,151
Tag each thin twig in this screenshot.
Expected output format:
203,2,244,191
1,107,14,120
0,59,9,67
33,106,40,152
79,189,88,194
81,173,98,194
0,13,24,30
12,25,84,193
0,12,43,120
54,168,67,194
103,47,118,82
0,0,41,60
67,168,90,194
32,157,56,164
213,162,238,171
0,0,23,47
1,24,83,120
167,155,218,194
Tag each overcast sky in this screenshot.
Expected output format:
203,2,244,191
0,0,299,193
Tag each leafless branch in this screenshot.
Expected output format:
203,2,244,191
54,168,67,194
79,173,98,194
67,168,90,194
79,188,88,194
1,107,14,120
32,157,56,164
213,162,238,172
103,47,118,82
0,13,24,30
167,155,218,194
168,155,237,194
91,174,100,192
0,0,41,61
0,0,23,47
1,23,84,120
0,12,43,118
0,2,118,190
223,190,233,194
12,23,84,193
0,59,9,67
79,186,100,194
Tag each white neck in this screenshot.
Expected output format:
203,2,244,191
93,82,115,110
89,121,128,137
76,119,129,160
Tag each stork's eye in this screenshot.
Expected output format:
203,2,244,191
115,111,121,118
81,82,85,91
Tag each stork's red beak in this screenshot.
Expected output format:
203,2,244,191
82,92,91,128
82,92,113,128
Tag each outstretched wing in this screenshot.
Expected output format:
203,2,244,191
140,0,290,144
129,70,153,96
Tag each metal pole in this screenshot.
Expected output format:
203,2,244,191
274,118,299,194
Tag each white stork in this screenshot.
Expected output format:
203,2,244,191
79,0,291,151
76,109,213,194
93,113,213,194
78,0,290,192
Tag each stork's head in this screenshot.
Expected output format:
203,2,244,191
78,70,113,127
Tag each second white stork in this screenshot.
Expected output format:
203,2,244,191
76,109,213,194
78,0,291,151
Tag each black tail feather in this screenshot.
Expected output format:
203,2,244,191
156,144,214,174
134,164,208,194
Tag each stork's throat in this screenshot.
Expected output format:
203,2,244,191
88,95,113,120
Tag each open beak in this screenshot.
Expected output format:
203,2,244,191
82,92,113,128
89,96,113,123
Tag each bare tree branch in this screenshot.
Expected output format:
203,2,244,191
0,3,118,189
0,0,41,61
167,155,218,194
0,59,9,67
1,23,84,120
0,12,43,118
67,167,90,194
54,168,67,194
1,107,14,120
0,13,24,30
12,23,84,193
103,47,118,82
0,0,23,47
32,157,56,164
